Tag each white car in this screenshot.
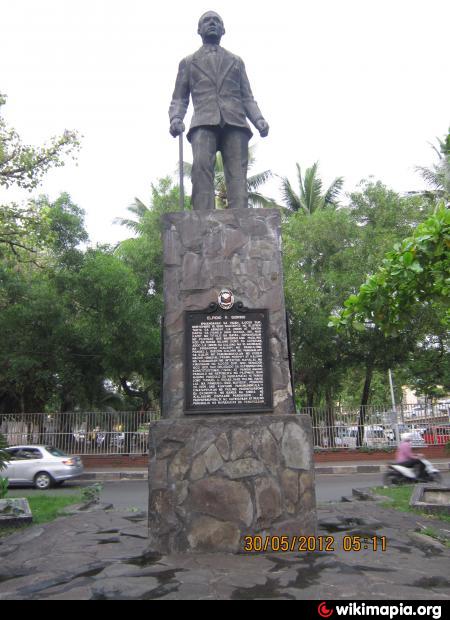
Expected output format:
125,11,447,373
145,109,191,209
2,445,84,490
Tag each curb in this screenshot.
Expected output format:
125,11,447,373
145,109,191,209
76,471,148,482
75,462,450,481
315,461,450,475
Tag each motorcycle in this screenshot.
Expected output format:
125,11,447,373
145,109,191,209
383,458,442,486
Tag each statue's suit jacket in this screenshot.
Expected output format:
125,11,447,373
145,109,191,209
169,45,264,142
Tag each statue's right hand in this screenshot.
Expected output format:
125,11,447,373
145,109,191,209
170,119,185,137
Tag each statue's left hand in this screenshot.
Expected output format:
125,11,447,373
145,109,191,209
256,119,269,137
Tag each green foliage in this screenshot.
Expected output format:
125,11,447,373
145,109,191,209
0,433,9,499
283,206,358,406
0,434,10,472
81,483,103,505
281,162,344,214
416,128,450,202
331,203,450,334
0,478,8,500
0,93,80,191
374,486,450,525
25,494,83,524
284,179,436,410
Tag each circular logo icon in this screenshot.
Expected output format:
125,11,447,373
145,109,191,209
218,289,234,310
318,603,334,619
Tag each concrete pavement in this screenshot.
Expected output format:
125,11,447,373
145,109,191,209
0,491,449,600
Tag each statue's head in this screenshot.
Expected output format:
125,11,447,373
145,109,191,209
198,11,225,44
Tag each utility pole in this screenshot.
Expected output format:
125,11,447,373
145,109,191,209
389,369,400,445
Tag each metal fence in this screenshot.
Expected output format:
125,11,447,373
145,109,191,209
304,402,450,450
0,411,160,456
0,403,448,455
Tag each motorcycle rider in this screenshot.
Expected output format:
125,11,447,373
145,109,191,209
395,432,426,481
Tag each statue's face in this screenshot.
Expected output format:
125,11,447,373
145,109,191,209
198,12,225,42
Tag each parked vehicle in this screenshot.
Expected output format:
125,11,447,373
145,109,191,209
383,458,442,486
333,426,351,447
342,425,388,448
2,445,84,490
423,426,450,445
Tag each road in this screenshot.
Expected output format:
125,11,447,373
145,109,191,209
7,471,450,511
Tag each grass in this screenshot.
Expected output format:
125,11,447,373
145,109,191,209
25,493,83,524
374,485,450,522
373,485,450,547
375,485,450,521
0,492,83,539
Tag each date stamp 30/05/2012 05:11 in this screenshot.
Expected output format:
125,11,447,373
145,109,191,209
242,535,388,554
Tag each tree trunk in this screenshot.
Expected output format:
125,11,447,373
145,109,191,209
120,378,150,411
325,388,336,448
357,363,373,448
306,389,314,411
305,389,320,446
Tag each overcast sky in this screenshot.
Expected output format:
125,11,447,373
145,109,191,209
1,0,449,244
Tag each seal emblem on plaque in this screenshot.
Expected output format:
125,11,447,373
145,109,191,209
218,289,234,310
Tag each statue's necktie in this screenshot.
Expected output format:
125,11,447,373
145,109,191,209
206,48,219,79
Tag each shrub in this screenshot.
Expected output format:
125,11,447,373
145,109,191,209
0,477,8,500
0,434,10,472
81,483,103,505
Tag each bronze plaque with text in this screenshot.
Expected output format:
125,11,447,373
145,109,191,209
184,308,273,415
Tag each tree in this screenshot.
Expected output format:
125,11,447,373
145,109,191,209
415,129,450,202
283,207,359,410
1,92,81,264
0,93,80,190
330,204,449,334
283,177,436,440
281,162,344,215
0,194,97,413
0,203,43,262
68,248,162,412
114,178,184,409
329,201,448,443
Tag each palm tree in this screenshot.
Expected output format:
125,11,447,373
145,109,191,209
115,197,150,235
181,145,278,209
280,162,344,215
415,129,450,202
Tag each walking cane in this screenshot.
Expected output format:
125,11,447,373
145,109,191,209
179,132,185,211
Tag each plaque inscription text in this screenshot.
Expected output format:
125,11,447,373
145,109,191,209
185,309,272,414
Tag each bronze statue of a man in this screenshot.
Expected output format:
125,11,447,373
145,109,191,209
169,11,269,210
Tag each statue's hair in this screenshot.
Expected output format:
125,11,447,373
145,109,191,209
198,11,224,30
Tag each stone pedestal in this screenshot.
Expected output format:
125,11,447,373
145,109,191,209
162,209,295,418
148,414,316,554
153,208,316,553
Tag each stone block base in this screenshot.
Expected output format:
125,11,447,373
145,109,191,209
148,414,316,553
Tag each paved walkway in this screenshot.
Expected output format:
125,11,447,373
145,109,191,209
78,458,450,482
0,491,449,600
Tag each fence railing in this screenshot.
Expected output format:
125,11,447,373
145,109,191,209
0,411,160,456
303,402,450,450
0,403,448,455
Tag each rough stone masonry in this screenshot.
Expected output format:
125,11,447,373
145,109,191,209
148,415,316,554
161,208,294,418
148,208,317,553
